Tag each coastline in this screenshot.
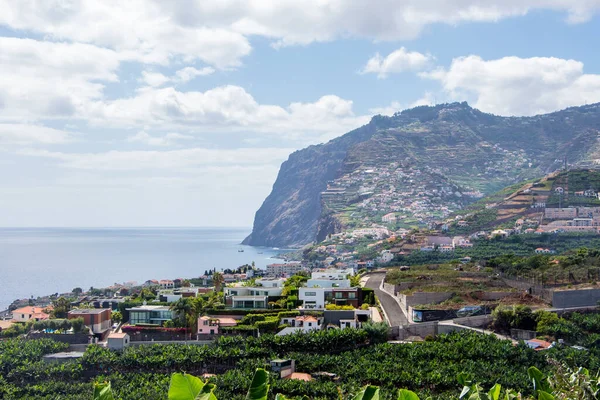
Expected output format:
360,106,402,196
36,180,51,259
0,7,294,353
0,227,284,311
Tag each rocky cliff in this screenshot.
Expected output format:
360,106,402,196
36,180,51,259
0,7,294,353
243,102,600,247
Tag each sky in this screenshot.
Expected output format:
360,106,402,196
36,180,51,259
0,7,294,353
2,1,600,228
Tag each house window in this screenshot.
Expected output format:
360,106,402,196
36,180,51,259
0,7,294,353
230,290,238,296
305,292,316,296
348,292,356,299
335,292,343,299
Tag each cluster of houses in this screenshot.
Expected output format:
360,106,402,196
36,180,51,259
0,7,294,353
419,236,474,252
540,206,600,233
321,163,470,228
1,262,376,345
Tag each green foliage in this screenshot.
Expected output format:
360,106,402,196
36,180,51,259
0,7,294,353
52,296,72,318
111,311,123,323
9,330,600,399
351,385,380,400
491,305,536,333
168,373,216,400
31,317,86,333
277,311,301,319
245,369,269,400
535,311,559,333
325,304,355,310
361,321,389,344
93,382,115,400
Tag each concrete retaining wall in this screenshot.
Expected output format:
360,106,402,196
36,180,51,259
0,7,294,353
27,332,89,344
501,277,553,303
438,324,473,335
477,292,513,301
452,314,492,328
382,283,396,295
398,292,454,313
392,322,438,340
552,289,600,308
130,340,213,346
126,330,189,342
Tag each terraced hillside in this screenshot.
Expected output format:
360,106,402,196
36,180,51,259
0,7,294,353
245,102,600,247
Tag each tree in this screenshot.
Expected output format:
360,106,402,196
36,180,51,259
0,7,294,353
212,271,224,292
72,287,83,296
170,298,195,338
111,311,123,324
52,297,71,319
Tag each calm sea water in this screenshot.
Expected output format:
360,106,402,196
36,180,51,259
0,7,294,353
0,228,283,310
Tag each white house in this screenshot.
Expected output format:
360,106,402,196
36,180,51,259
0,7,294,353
277,315,322,335
306,277,351,288
107,332,130,350
224,279,285,309
305,268,352,289
159,280,175,289
266,263,303,276
310,268,354,280
11,306,50,323
377,250,394,264
255,278,286,288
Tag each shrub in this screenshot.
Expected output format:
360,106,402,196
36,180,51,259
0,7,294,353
277,311,300,319
325,304,354,310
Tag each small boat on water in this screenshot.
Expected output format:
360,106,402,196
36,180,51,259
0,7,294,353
238,249,244,252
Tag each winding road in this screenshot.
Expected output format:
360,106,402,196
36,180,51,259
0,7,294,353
364,273,408,326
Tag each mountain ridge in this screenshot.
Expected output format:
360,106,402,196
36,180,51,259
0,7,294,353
244,102,600,248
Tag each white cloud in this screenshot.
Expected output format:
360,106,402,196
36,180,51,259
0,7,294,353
86,86,369,141
19,146,295,171
423,55,600,116
140,71,171,88
0,1,251,69
127,131,193,146
139,67,215,88
361,48,434,78
1,1,598,67
0,124,74,144
0,37,121,120
175,67,215,82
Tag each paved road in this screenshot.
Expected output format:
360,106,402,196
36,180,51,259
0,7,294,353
365,274,408,326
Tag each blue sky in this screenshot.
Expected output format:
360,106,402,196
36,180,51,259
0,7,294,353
1,1,600,227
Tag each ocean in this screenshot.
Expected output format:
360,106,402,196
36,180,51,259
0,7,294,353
0,227,284,310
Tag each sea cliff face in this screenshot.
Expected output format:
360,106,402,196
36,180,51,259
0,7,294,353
242,121,379,247
244,102,600,248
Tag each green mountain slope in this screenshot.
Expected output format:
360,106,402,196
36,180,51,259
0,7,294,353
244,102,600,247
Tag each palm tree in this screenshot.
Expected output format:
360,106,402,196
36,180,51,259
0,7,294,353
170,298,195,339
212,271,224,293
170,298,193,325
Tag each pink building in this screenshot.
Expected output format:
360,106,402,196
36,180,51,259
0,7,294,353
197,316,237,336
